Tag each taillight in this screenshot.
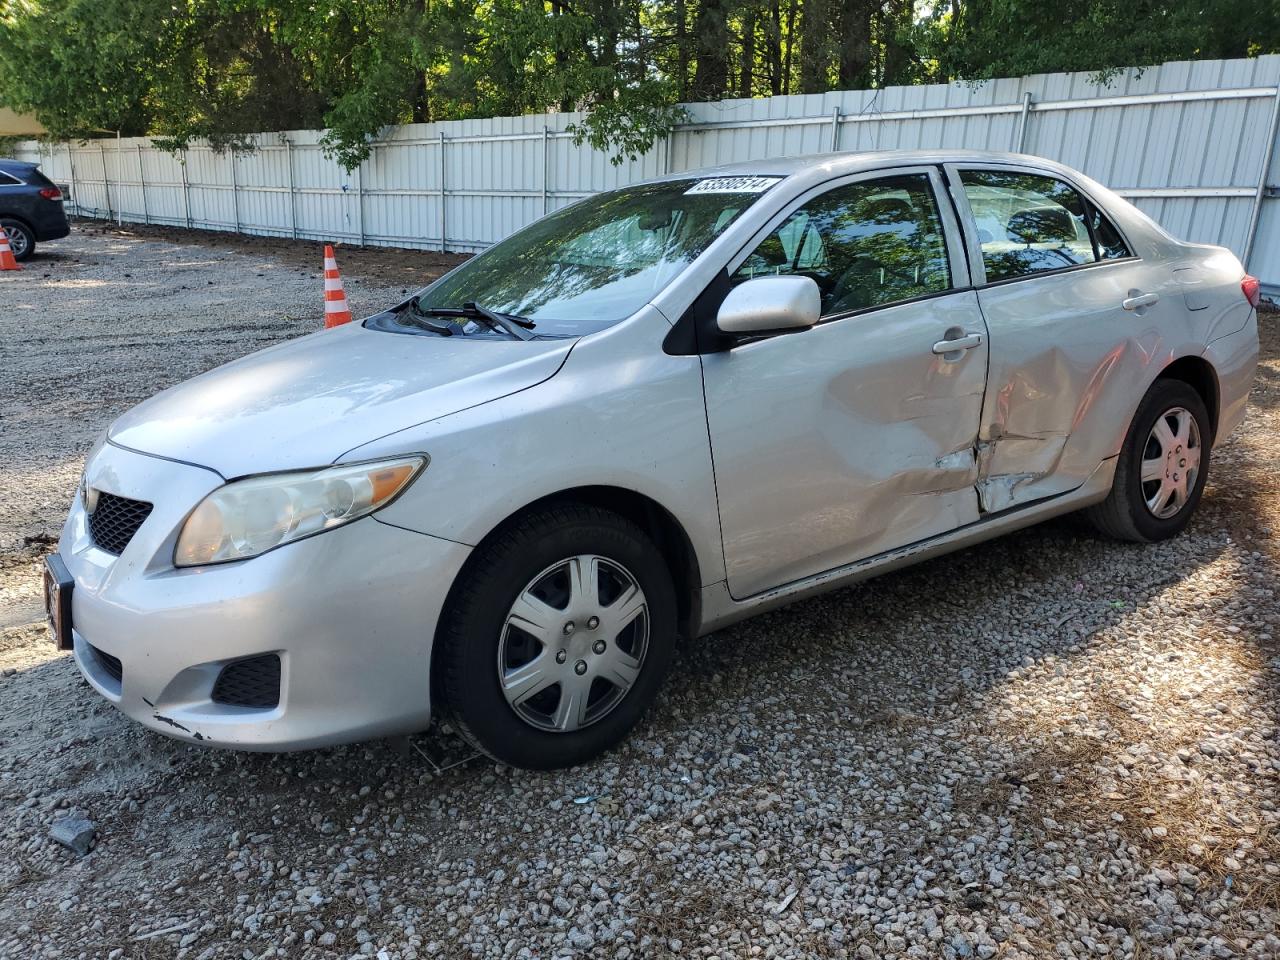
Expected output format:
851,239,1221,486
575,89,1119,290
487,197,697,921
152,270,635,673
1241,274,1260,308
38,186,62,201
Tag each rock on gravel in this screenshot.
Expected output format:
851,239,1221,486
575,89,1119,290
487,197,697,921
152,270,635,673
48,816,96,856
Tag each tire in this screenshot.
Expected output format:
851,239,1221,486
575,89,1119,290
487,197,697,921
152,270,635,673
1083,379,1211,542
1,219,35,262
436,504,677,769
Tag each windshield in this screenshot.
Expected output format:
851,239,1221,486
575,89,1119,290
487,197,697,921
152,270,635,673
402,176,782,336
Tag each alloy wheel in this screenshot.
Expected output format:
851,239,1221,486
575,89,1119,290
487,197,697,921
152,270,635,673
3,225,29,259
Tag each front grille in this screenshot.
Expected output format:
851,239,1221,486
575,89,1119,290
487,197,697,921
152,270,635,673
88,492,153,555
212,655,281,709
88,643,123,684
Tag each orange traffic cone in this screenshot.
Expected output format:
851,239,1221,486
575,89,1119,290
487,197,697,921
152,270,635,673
0,228,21,271
323,244,352,327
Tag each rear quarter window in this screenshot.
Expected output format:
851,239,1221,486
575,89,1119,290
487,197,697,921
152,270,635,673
1086,205,1132,260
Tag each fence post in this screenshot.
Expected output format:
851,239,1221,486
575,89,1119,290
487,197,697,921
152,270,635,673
1015,92,1033,152
115,132,123,225
285,138,298,240
356,155,366,246
181,149,193,229
230,150,240,233
542,126,550,216
137,144,149,225
1242,87,1280,272
98,141,111,222
438,130,447,253
65,143,78,216
830,108,841,152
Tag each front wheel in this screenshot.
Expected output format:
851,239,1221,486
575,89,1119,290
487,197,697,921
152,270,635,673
1083,379,1210,542
436,505,677,769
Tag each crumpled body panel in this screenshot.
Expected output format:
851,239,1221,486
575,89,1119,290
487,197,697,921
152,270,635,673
703,290,989,598
972,259,1182,512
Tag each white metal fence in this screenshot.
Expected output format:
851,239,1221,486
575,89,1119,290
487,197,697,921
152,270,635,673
13,55,1280,290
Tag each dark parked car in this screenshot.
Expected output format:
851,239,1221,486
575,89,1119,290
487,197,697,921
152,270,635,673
0,158,70,261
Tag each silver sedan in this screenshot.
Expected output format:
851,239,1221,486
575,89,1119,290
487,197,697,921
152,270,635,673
48,150,1260,768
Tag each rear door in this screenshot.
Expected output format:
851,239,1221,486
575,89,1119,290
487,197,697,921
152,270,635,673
947,164,1169,512
0,165,38,224
702,167,990,598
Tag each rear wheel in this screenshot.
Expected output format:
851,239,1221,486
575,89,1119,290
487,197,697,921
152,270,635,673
436,505,677,769
1,219,34,261
1084,379,1210,542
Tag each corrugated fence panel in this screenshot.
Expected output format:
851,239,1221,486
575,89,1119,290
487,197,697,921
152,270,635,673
186,144,235,231
11,54,1280,288
1253,86,1280,287
236,140,295,237
140,146,186,226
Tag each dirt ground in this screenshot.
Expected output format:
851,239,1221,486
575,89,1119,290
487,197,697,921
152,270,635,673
0,223,1277,960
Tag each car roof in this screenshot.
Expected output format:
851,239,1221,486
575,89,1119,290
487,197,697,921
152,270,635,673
648,147,1137,228
655,148,1080,184
0,158,38,173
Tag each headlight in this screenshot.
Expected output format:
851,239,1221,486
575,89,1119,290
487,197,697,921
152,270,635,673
79,430,109,513
174,456,426,567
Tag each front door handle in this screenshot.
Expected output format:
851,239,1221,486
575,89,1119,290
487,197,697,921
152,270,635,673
932,332,983,355
1122,291,1159,311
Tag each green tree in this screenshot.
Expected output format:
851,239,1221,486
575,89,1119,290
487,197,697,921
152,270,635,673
2,0,1278,170
934,0,1280,80
0,0,161,138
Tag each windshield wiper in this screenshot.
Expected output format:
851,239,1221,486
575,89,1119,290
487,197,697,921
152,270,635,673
464,301,537,340
410,299,536,341
400,303,458,336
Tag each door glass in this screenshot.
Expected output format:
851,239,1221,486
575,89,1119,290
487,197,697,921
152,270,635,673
959,170,1099,282
732,173,952,316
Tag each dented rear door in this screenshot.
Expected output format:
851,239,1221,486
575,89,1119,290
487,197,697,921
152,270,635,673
947,163,1168,513
966,263,1170,511
703,167,988,599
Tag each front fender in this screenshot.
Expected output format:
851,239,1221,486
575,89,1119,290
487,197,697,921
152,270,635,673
343,307,728,588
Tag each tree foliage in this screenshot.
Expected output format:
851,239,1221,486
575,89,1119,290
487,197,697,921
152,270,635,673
932,0,1278,81
1,0,1276,168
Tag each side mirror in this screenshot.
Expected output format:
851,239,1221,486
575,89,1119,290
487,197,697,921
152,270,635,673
715,276,821,338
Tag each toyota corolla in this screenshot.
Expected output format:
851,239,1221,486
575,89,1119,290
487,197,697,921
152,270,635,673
47,150,1259,768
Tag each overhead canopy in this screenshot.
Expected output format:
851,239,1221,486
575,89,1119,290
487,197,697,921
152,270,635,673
0,108,44,136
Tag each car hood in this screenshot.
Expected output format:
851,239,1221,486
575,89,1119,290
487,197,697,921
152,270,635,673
108,321,575,478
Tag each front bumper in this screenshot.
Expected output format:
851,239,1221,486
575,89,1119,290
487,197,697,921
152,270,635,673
60,441,471,750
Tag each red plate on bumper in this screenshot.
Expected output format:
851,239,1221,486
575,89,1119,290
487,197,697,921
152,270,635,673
43,554,74,651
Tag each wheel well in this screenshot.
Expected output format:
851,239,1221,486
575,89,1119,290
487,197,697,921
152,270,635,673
430,486,703,703
514,487,701,637
1157,356,1220,442
0,213,34,233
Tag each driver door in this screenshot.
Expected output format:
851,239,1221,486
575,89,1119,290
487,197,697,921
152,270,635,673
701,167,990,598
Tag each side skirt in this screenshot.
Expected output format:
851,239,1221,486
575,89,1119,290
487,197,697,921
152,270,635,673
695,456,1117,637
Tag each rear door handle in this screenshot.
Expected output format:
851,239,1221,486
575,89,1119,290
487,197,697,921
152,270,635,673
932,332,983,355
1122,291,1159,311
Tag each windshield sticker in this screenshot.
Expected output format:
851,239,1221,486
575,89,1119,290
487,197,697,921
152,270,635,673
684,176,783,195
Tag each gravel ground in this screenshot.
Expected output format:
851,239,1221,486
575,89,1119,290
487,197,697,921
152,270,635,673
1,224,1277,960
